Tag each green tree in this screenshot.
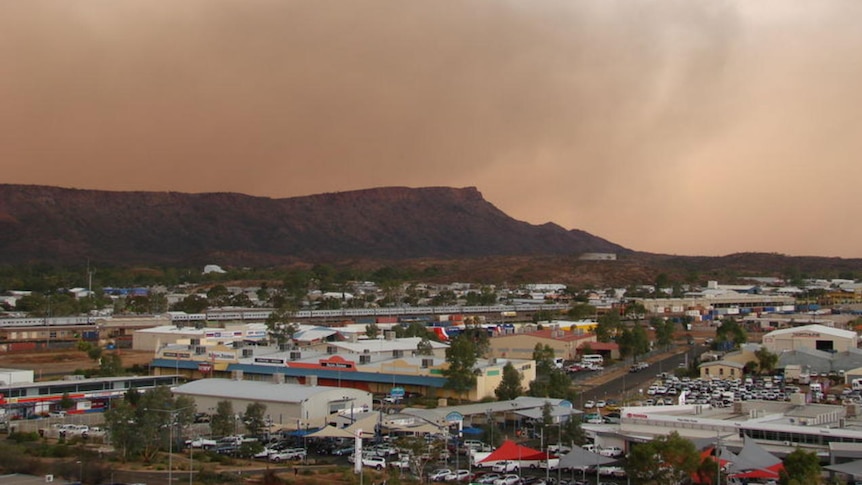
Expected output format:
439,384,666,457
265,307,298,349
58,392,75,411
559,416,587,447
626,431,700,484
98,352,124,377
716,319,747,348
416,337,435,356
243,402,268,438
171,294,209,314
365,322,381,339
442,334,479,402
653,317,676,351
211,400,236,438
532,343,556,375
780,448,822,485
755,347,779,375
595,311,622,343
495,362,524,401
568,303,596,320
104,386,195,463
630,324,651,360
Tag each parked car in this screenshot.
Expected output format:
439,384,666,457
430,469,453,481
269,448,306,462
491,461,519,473
444,470,471,481
493,474,521,485
599,446,624,458
362,456,386,470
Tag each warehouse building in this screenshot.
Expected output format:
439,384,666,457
761,324,859,353
171,378,372,428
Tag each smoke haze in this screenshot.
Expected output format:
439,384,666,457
2,1,861,257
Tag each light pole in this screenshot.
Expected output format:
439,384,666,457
151,405,194,485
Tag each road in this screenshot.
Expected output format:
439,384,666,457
575,345,706,406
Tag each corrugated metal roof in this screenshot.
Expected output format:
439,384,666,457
172,378,370,403
226,363,449,387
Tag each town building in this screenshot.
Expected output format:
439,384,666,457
488,327,606,361
171,378,373,428
762,324,858,353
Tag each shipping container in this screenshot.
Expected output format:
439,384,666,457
376,317,398,324
9,342,37,352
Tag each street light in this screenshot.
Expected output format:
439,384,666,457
150,405,195,485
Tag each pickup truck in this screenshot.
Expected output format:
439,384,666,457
185,437,218,449
389,455,411,470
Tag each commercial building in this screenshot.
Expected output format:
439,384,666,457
762,324,858,353
171,378,372,428
488,327,597,361
149,340,535,401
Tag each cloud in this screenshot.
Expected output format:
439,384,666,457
1,1,860,257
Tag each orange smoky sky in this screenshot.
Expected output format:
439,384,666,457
2,1,861,258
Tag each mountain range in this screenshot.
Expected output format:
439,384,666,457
0,184,626,266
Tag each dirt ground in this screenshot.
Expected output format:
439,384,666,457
0,349,155,379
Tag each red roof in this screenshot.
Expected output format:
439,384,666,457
522,329,592,342
581,342,619,351
479,440,544,463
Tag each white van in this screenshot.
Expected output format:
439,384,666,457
581,354,604,365
853,379,862,391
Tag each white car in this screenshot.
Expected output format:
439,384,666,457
444,470,471,481
491,460,519,473
362,456,386,470
493,474,521,485
584,400,595,409
430,469,453,481
599,446,624,458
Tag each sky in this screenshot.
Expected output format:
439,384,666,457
2,1,861,258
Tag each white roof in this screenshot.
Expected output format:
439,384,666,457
329,337,448,354
172,378,370,404
764,324,857,340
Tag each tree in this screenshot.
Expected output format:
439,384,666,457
626,431,700,485
171,294,208,314
715,319,747,349
265,307,298,349
595,311,621,343
365,322,381,339
243,402,268,438
532,343,556,376
442,334,479,402
779,448,822,485
416,337,434,356
104,386,196,463
568,303,596,320
394,435,446,477
631,324,651,360
58,392,75,411
755,347,779,375
98,352,124,377
495,362,524,401
211,400,236,438
653,317,676,351
559,416,587,447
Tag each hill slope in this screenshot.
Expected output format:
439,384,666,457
0,185,627,265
